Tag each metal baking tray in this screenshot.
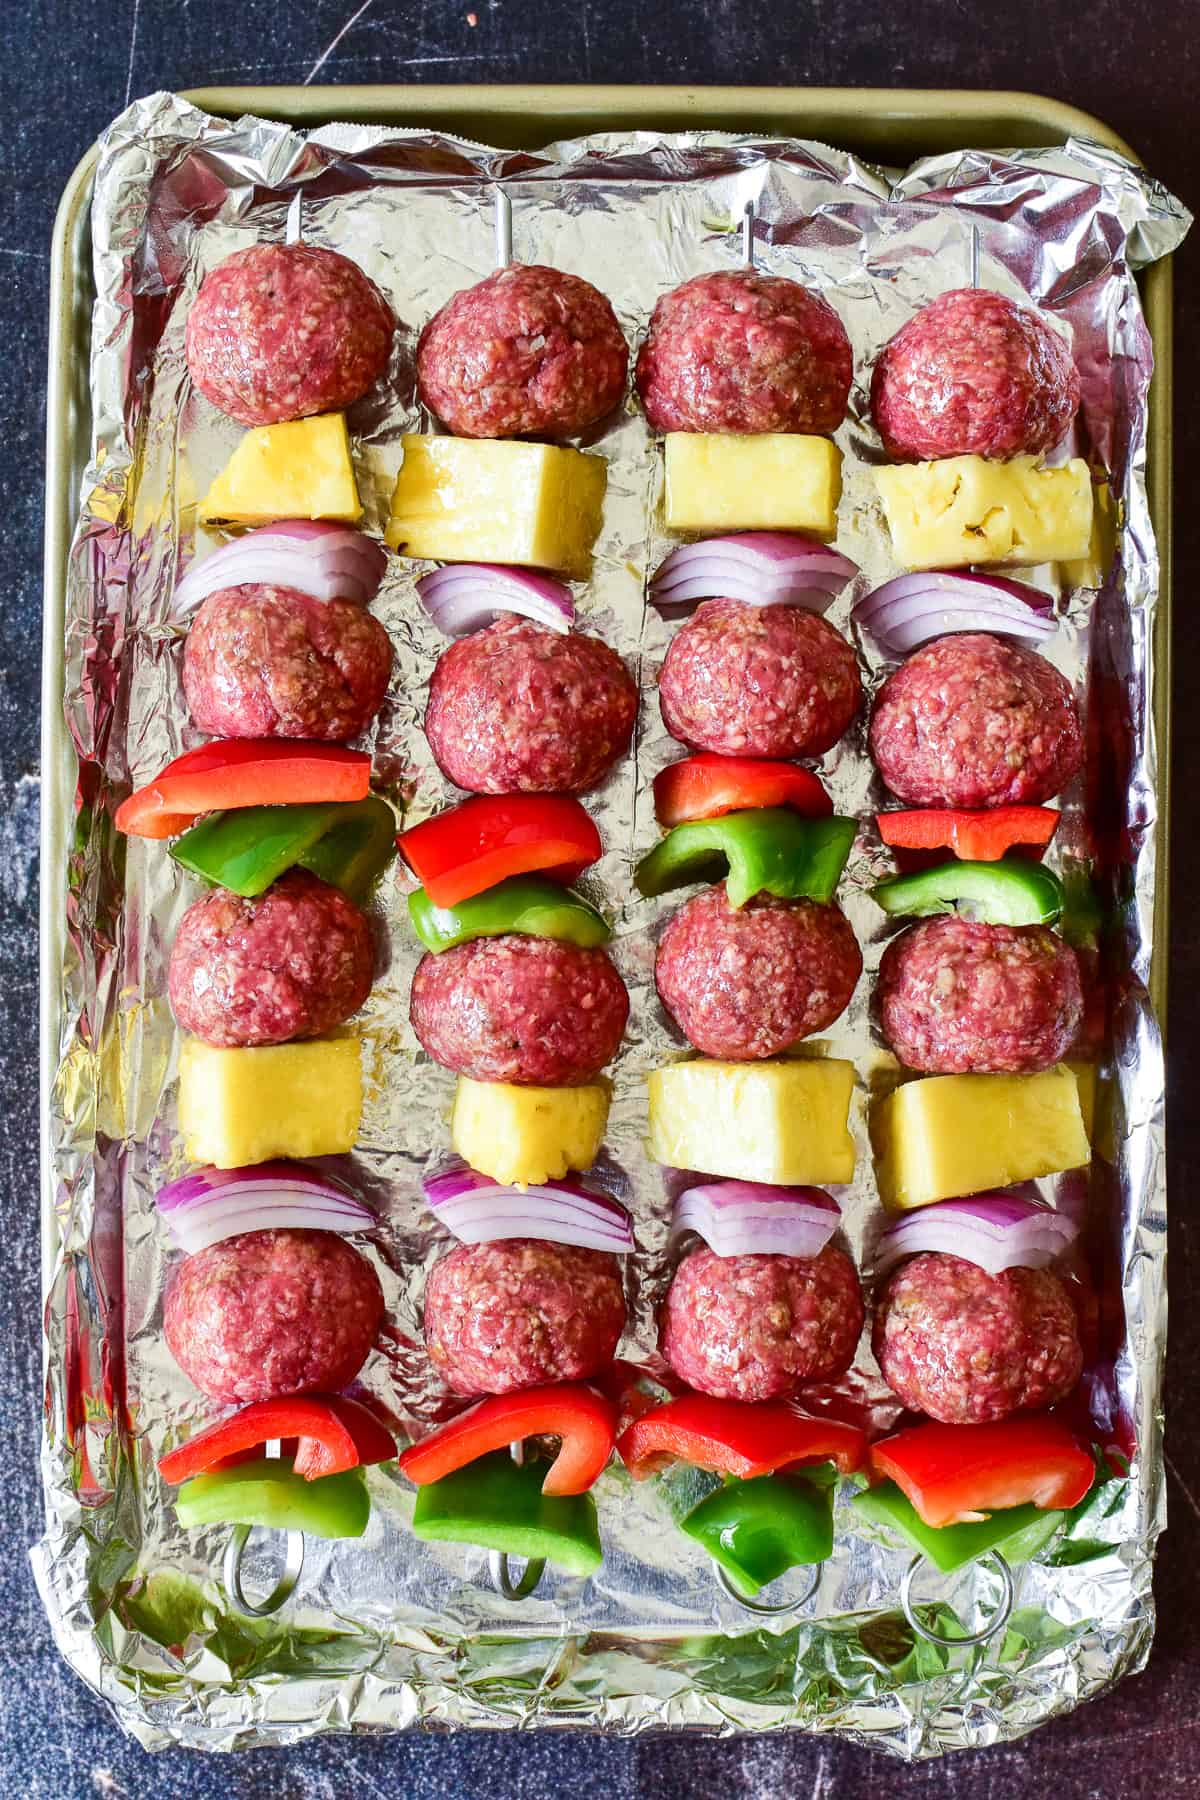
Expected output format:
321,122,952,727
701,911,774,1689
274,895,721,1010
40,85,1176,1749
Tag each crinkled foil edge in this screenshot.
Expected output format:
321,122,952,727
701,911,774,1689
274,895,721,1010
35,91,1189,1754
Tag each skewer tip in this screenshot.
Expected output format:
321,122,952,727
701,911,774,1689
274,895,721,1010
494,187,513,271
741,199,757,271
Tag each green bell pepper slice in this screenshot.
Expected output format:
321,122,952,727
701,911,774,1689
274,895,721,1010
294,796,396,900
635,809,858,910
411,1450,603,1577
170,796,396,901
1057,857,1103,949
871,858,1064,927
852,1479,1065,1573
680,1469,835,1598
170,802,347,897
408,875,611,953
174,1457,370,1540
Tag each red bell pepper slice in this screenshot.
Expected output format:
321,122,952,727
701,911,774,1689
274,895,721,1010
654,755,832,828
617,1394,868,1482
156,1394,396,1485
116,741,371,840
398,795,603,909
398,1383,617,1497
876,806,1060,863
869,1416,1096,1529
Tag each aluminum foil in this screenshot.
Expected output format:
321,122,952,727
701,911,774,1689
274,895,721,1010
36,91,1190,1755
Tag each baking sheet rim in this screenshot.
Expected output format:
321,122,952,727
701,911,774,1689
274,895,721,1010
37,85,1176,1713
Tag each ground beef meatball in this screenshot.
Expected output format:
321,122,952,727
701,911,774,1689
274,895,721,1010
168,871,374,1048
416,263,627,439
424,1238,626,1395
425,615,637,793
873,1252,1083,1424
183,583,393,741
636,270,852,435
660,1245,863,1403
409,934,629,1085
878,915,1083,1074
164,1229,384,1404
656,886,861,1059
870,287,1079,462
869,633,1083,808
659,600,862,759
185,243,395,427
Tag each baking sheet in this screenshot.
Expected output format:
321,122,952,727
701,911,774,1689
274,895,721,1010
35,89,1189,1754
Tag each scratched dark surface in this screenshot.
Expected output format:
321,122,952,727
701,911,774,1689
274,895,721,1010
5,2,1199,1794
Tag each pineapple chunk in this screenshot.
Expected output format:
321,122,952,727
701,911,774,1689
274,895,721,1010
1059,480,1117,589
874,1064,1089,1211
451,1077,609,1186
1066,1059,1098,1143
386,436,607,577
874,454,1093,570
647,1059,856,1185
199,414,362,525
178,1036,362,1168
663,433,842,536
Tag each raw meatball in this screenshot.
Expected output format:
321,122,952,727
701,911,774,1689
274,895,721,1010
659,600,861,759
416,263,627,439
660,1245,864,1403
878,915,1083,1074
656,886,861,1059
164,1229,384,1404
183,583,393,741
871,287,1080,462
873,1251,1083,1424
425,616,637,793
185,243,395,427
869,633,1083,808
424,1238,626,1395
636,270,852,435
409,934,629,1086
168,871,374,1048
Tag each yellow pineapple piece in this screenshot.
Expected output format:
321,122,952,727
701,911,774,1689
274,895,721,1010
199,414,362,524
386,437,607,577
874,454,1093,569
451,1078,609,1186
663,433,842,536
178,1036,362,1168
1059,479,1117,589
874,1064,1089,1211
647,1058,856,1185
1066,1059,1098,1144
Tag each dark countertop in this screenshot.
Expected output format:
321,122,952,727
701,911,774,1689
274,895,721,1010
6,4,1198,1794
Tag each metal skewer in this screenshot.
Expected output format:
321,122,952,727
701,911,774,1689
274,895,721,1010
741,199,757,271
488,1438,547,1600
494,187,513,270
224,1524,305,1617
222,1438,305,1618
899,1549,1015,1648
285,190,303,247
713,1558,823,1616
969,222,981,289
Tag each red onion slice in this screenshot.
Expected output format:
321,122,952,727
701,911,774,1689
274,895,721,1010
423,1164,634,1252
853,571,1056,657
415,564,575,637
672,1181,841,1258
874,1194,1078,1279
649,533,858,617
173,523,388,616
155,1161,375,1255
